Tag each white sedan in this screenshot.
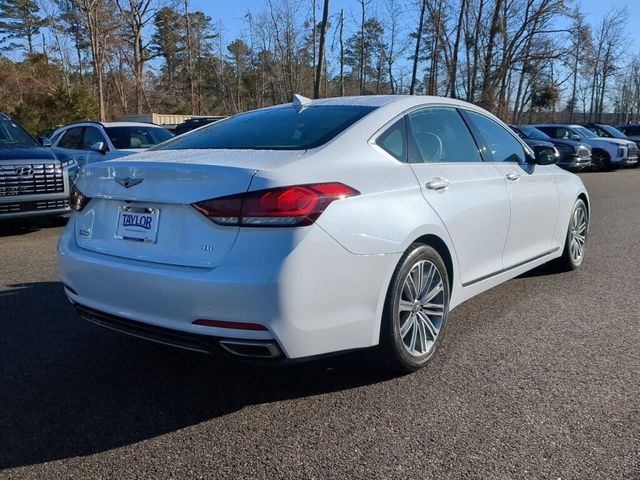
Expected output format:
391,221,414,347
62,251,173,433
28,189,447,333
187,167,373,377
58,95,589,372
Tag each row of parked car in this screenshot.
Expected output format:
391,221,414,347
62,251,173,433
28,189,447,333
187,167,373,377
509,123,640,171
1,108,639,224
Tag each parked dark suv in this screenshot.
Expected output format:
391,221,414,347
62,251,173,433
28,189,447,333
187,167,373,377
509,125,592,171
0,113,78,220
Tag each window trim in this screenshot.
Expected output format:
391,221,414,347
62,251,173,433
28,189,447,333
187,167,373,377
369,104,491,165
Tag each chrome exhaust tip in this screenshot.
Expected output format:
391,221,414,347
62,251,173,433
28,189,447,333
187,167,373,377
219,340,282,359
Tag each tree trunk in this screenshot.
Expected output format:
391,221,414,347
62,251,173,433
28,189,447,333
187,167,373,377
410,0,426,95
314,0,329,99
448,0,467,98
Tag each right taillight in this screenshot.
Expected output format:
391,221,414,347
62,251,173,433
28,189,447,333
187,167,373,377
70,184,91,212
192,182,359,227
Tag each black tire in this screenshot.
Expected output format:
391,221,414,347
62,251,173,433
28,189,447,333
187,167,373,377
592,150,612,171
380,244,450,373
554,199,588,271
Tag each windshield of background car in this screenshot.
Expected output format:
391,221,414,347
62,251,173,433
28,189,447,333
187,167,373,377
156,105,377,151
0,117,38,148
573,126,597,138
105,126,174,149
598,125,627,139
519,126,551,141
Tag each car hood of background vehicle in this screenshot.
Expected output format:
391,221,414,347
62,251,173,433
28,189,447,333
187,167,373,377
0,146,68,162
524,139,555,148
590,137,636,148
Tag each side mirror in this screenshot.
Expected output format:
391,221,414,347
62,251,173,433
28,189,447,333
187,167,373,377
41,137,53,147
533,146,558,165
90,141,108,154
571,134,581,141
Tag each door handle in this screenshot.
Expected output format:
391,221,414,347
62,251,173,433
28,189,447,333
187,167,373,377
505,172,521,181
425,177,450,191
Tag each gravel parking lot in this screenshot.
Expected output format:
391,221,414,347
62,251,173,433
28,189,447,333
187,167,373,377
1,170,639,479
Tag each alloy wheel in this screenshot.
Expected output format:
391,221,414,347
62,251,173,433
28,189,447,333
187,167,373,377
397,260,446,357
569,204,588,264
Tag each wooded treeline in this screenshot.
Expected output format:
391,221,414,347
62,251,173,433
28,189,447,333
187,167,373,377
0,0,638,133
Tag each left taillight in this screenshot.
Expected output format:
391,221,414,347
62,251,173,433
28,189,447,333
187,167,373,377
192,182,360,227
70,184,91,212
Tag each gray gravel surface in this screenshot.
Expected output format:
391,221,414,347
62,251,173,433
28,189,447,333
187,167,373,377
1,170,639,479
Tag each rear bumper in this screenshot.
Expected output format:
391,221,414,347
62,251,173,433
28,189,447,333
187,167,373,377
58,217,399,359
73,303,284,359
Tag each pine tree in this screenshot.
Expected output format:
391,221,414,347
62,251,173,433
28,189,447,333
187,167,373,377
0,0,43,53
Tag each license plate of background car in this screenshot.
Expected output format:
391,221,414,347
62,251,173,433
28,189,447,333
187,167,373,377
115,205,160,243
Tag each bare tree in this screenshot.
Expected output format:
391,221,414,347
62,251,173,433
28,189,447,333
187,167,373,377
313,0,329,98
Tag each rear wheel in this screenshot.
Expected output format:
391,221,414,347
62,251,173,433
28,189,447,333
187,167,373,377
380,244,450,373
555,199,588,271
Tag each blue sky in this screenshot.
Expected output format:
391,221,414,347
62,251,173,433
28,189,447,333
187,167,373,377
191,0,638,48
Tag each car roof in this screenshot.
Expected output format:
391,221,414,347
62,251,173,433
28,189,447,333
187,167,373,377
290,95,481,110
57,121,162,129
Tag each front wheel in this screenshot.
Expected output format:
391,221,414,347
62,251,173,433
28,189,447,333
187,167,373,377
380,244,450,373
592,151,612,171
555,199,589,271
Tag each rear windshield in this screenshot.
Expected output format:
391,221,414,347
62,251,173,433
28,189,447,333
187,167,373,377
105,126,173,150
156,105,377,151
0,117,38,148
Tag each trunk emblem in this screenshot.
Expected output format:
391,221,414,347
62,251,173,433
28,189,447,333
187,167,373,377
115,176,144,188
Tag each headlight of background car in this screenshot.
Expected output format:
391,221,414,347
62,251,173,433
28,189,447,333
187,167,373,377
61,158,80,183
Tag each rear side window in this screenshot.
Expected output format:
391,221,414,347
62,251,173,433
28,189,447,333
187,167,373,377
376,118,407,161
465,111,526,163
406,107,481,163
157,105,376,151
58,127,84,149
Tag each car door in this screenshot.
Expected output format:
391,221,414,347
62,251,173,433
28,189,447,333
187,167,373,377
403,106,511,286
463,111,560,269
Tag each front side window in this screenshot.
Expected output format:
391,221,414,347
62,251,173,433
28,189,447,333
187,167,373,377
105,127,173,150
156,105,376,151
83,127,106,149
466,111,526,163
57,127,84,149
406,107,481,163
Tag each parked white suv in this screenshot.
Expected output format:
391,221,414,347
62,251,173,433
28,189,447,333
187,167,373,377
51,122,173,167
533,124,638,170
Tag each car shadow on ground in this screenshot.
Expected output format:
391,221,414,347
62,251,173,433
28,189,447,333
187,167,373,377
0,217,68,238
516,261,566,279
0,281,396,470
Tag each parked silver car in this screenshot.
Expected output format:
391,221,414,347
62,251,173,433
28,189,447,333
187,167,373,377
51,121,174,167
